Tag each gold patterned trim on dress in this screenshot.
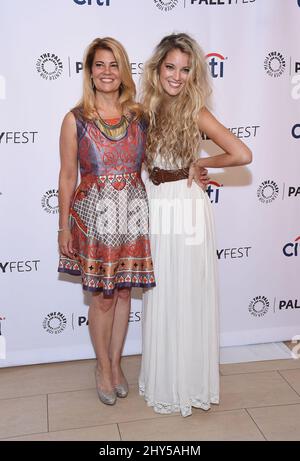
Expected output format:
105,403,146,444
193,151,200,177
94,115,129,141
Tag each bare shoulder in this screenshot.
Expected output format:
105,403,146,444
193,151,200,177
62,111,76,127
60,111,77,138
197,107,252,165
197,107,225,134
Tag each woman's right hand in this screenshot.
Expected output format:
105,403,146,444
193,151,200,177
58,229,74,258
187,163,210,190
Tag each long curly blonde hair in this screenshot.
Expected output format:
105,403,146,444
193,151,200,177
75,37,142,120
142,33,211,168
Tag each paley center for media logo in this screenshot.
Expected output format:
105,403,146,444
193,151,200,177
257,180,300,203
264,51,286,78
41,189,59,214
283,236,300,257
43,312,67,334
36,53,63,80
263,50,300,98
249,295,300,318
153,0,179,12
257,180,279,204
249,296,269,317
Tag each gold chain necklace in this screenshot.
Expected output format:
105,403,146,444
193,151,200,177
94,112,129,141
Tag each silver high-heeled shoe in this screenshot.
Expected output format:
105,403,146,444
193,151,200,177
114,380,129,398
95,368,117,406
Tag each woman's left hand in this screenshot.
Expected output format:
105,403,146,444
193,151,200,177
187,162,209,190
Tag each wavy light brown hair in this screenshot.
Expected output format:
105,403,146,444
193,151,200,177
142,33,211,168
75,37,142,120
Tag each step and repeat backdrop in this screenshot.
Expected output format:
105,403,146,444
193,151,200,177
0,0,299,366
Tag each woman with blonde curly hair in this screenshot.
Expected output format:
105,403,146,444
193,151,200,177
57,37,156,406
139,33,252,417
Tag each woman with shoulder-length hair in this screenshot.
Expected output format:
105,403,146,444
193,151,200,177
139,33,252,417
57,37,156,406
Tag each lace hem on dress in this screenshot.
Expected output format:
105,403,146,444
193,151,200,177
139,383,219,418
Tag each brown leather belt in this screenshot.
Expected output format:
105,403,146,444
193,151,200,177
149,166,190,186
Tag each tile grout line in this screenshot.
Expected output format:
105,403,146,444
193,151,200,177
0,382,138,401
0,421,124,441
0,403,299,441
0,413,178,439
243,402,300,412
0,392,51,402
2,431,49,441
2,405,300,441
206,402,300,414
46,394,49,433
0,357,139,374
4,364,300,402
220,365,300,377
117,423,122,441
244,408,267,441
46,413,176,434
277,370,300,398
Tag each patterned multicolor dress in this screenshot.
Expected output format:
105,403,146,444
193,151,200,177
58,108,156,295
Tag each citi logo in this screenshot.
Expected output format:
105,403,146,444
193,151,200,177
283,236,300,257
206,180,223,204
73,0,110,5
206,53,226,78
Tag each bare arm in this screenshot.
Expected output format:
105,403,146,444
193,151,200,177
196,107,252,168
58,112,78,256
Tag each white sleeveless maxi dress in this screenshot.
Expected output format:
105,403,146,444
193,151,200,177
139,156,219,417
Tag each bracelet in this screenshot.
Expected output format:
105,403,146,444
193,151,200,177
58,228,69,233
